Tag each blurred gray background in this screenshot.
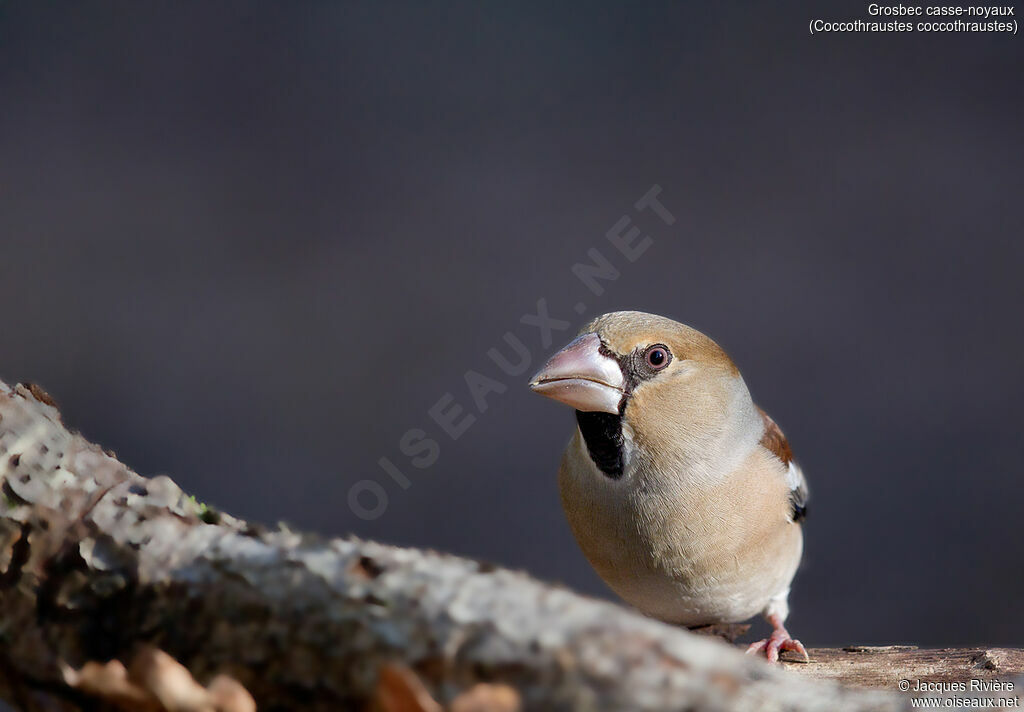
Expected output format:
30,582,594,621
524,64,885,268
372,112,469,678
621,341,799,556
1,1,1021,648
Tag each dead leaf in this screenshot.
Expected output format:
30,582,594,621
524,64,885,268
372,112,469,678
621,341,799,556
61,659,161,712
62,647,255,712
449,683,521,712
372,663,443,712
207,674,258,712
128,647,215,712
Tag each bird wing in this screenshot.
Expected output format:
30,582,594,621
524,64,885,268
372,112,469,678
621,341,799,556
757,407,808,522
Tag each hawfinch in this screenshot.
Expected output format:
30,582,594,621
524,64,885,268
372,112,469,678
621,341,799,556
529,311,808,662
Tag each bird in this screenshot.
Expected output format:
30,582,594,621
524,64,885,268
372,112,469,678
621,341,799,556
529,311,808,662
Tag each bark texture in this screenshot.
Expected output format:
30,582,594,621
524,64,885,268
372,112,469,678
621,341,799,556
0,379,1008,711
784,646,1024,687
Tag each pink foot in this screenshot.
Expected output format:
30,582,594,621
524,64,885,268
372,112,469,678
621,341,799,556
745,615,809,663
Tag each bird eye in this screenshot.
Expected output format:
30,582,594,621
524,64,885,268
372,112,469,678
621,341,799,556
644,345,671,370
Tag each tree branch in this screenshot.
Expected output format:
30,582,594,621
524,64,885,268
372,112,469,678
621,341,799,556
0,379,1012,711
784,647,1024,688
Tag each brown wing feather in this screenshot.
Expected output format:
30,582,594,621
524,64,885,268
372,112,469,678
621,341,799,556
758,408,793,465
757,407,807,522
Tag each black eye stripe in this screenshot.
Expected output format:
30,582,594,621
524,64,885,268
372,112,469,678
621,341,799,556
595,339,673,399
610,343,674,396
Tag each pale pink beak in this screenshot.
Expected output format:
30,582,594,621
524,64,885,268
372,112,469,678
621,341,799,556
529,333,624,414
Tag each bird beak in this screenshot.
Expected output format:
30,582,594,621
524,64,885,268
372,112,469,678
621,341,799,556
529,333,624,414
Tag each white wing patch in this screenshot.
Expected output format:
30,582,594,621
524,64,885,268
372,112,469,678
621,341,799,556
785,461,804,491
786,461,809,522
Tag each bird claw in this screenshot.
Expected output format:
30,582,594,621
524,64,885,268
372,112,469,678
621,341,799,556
745,629,809,663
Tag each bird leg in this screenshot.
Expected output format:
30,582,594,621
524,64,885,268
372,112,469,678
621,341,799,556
745,613,809,663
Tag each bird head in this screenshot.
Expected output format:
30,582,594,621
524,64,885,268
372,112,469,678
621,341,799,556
529,311,756,478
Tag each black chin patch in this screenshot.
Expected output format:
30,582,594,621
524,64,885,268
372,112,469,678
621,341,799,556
575,410,624,479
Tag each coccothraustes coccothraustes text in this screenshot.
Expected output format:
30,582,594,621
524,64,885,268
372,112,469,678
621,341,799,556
529,311,808,662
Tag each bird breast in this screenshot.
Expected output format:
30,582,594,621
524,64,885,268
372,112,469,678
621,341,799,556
558,431,803,625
